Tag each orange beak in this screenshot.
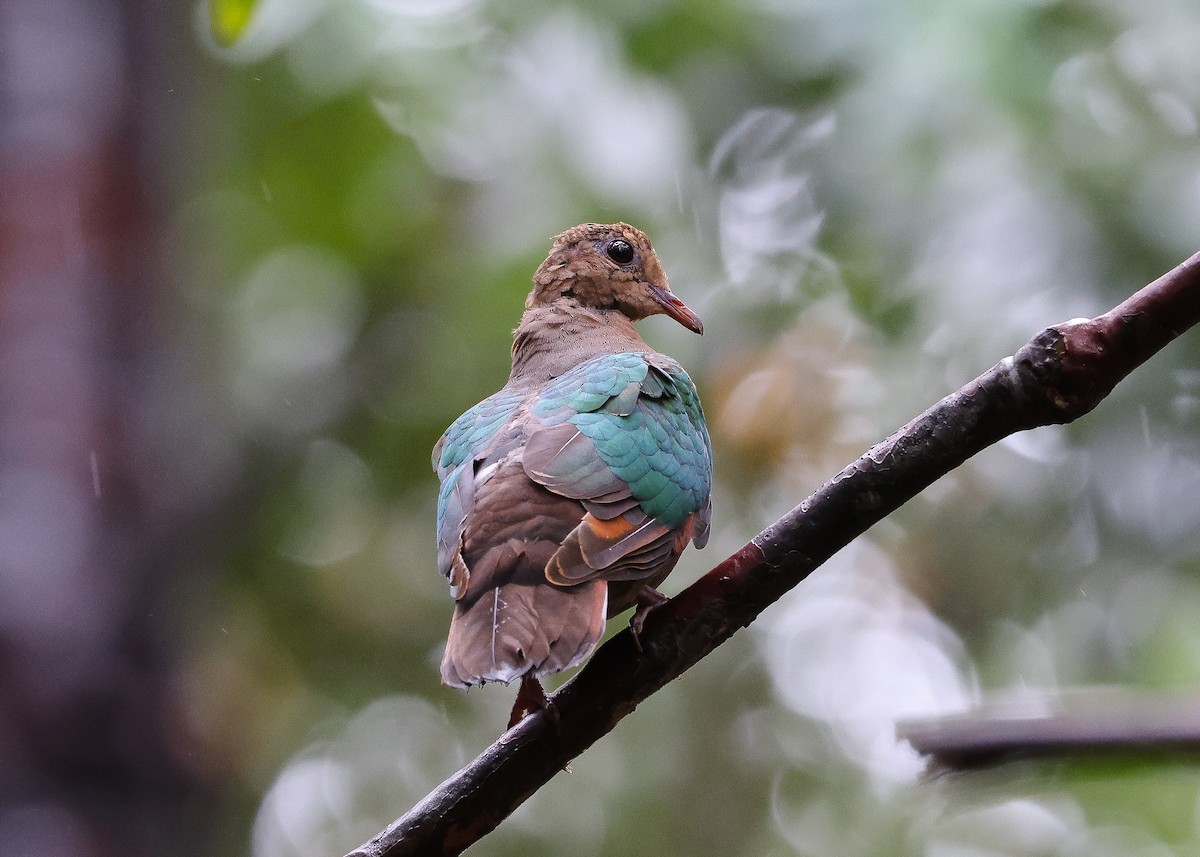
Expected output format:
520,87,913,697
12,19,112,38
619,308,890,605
649,285,704,335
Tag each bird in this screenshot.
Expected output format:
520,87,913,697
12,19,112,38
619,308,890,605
431,222,712,721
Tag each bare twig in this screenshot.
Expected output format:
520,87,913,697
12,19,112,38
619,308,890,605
899,694,1200,769
347,251,1200,857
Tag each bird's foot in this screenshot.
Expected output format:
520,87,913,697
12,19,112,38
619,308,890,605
507,673,559,730
629,586,670,652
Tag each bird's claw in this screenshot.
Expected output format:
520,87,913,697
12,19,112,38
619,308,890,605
508,673,559,730
629,586,670,651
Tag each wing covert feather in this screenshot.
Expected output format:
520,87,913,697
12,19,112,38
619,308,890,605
526,351,712,584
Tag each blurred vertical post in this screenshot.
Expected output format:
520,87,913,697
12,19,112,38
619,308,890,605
0,0,208,854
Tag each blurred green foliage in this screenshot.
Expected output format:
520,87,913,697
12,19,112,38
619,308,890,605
175,0,1200,854
209,0,258,46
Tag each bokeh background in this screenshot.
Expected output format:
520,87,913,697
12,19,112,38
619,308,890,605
5,0,1200,855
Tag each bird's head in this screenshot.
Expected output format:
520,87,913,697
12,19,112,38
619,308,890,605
528,222,703,334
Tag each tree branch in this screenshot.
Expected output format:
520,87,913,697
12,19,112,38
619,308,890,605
898,694,1200,769
346,251,1200,857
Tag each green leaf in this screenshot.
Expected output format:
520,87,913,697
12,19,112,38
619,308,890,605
209,0,257,47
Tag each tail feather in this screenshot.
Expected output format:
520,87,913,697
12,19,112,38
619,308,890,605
440,578,607,688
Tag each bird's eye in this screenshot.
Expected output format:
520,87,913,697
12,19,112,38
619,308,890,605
606,239,635,264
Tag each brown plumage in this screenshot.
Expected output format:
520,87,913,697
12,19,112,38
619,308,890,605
432,223,712,697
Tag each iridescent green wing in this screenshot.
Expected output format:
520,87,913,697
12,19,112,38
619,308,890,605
526,352,712,580
432,387,525,587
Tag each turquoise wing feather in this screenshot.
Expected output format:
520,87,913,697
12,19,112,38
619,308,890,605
434,387,525,476
531,352,712,530
433,388,525,585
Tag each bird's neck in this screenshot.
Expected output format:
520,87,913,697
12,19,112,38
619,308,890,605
509,301,649,386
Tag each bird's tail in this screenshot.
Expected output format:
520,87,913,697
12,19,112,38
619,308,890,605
440,578,608,688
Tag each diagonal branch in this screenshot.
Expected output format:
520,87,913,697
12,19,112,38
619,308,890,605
346,250,1200,857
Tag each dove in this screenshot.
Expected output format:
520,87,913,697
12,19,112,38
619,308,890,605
432,222,712,719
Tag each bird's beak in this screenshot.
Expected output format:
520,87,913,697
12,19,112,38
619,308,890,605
649,285,704,335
